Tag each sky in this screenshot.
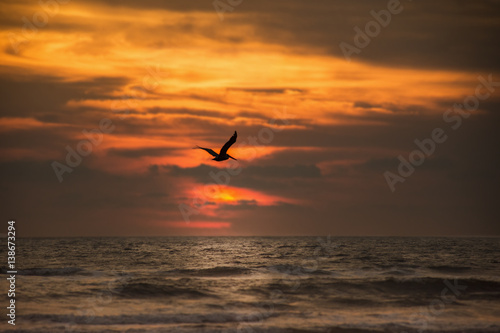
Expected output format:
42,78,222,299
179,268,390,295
1,0,499,237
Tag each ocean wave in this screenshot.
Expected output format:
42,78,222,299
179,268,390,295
116,282,213,298
328,296,441,308
328,297,381,307
253,277,500,300
265,264,331,276
164,266,251,277
5,323,500,333
1,267,85,276
375,263,420,269
340,277,500,294
276,245,293,249
383,269,416,276
427,265,473,273
20,312,278,325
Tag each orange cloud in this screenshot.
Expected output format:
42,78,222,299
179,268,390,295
166,221,231,229
178,183,297,221
0,117,64,132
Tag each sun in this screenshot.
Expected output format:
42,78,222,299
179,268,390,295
212,188,237,202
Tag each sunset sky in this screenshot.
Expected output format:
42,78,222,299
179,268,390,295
1,0,499,236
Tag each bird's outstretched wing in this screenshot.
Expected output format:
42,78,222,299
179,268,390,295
220,131,237,155
194,146,218,157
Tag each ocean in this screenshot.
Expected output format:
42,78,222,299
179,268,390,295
1,237,499,333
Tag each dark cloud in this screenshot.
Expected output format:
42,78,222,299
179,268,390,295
0,160,177,236
228,88,307,94
242,0,500,71
353,101,426,115
218,199,259,210
354,157,454,173
163,163,321,183
0,75,129,119
146,107,227,119
354,101,381,109
242,164,321,178
107,147,180,158
163,164,215,181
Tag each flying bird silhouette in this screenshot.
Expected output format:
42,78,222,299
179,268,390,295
195,131,237,161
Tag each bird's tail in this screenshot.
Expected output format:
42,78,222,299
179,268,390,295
228,155,237,161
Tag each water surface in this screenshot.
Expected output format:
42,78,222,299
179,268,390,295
1,236,500,332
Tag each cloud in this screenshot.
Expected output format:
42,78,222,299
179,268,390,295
4,0,500,72
1,0,499,236
228,87,307,95
354,101,381,109
239,0,500,71
0,159,181,236
165,221,231,229
0,75,129,119
107,147,180,158
354,157,453,173
163,163,321,184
